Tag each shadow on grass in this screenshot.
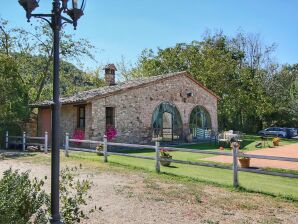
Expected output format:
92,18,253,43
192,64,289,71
162,165,178,168
0,150,37,160
112,148,155,154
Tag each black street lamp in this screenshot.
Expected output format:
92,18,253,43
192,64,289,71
18,0,86,223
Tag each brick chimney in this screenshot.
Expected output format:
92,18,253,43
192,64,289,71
104,64,117,86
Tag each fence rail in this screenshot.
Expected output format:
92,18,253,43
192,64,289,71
63,133,298,187
4,131,48,153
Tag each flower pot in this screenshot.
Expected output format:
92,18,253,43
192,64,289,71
238,157,250,168
160,155,172,167
273,141,279,146
96,151,103,156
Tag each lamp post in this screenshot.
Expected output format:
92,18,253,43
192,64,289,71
18,1,86,223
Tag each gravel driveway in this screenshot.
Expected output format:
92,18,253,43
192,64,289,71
0,153,298,224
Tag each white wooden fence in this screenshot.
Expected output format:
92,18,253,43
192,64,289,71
64,133,298,188
5,131,48,153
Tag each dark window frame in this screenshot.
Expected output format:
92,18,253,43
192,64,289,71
77,105,86,129
106,107,115,128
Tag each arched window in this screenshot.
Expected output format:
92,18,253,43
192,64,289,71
151,102,183,141
189,106,212,140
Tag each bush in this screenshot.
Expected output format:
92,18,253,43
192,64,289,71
0,169,49,224
0,167,94,224
60,167,93,223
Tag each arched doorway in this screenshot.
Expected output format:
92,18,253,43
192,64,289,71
189,106,212,140
151,102,183,141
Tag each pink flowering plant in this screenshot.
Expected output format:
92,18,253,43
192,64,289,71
72,129,85,145
105,126,117,141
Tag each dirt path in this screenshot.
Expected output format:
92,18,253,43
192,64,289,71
204,143,298,170
0,155,298,224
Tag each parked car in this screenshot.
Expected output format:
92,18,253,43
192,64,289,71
285,128,298,138
258,127,287,138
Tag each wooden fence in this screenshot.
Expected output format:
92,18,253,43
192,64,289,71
64,133,298,188
5,131,48,153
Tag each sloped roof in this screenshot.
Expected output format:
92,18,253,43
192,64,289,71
31,71,219,107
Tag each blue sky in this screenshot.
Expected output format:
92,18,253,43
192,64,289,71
1,0,298,69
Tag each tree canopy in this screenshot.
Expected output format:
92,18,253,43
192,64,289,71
122,32,297,132
0,19,104,138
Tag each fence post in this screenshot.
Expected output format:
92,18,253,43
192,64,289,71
22,132,26,151
5,131,8,149
44,132,48,153
155,141,160,173
103,135,108,162
65,133,69,157
232,142,239,188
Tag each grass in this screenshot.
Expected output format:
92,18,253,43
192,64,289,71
3,134,298,201
67,135,298,200
68,150,298,202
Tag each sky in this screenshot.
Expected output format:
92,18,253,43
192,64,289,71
1,0,298,69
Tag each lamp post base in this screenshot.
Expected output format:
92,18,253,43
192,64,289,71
49,217,64,224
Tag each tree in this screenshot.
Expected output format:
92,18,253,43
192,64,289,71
0,20,28,141
124,31,281,132
0,18,104,141
11,21,97,103
267,64,298,126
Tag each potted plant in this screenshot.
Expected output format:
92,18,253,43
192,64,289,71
96,144,103,156
160,148,172,167
272,137,280,146
238,153,250,168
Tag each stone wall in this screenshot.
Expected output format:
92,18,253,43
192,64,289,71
25,118,37,137
90,74,218,143
36,74,218,144
59,103,92,142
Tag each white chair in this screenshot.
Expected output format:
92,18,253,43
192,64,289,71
218,132,229,146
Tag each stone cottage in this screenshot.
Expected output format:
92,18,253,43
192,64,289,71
31,64,219,144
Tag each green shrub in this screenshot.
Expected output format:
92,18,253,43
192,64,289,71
0,169,49,224
60,167,93,224
0,167,94,224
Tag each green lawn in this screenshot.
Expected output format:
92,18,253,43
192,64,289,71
64,135,298,200
69,152,298,201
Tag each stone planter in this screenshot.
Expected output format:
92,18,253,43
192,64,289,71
160,155,172,167
238,157,250,168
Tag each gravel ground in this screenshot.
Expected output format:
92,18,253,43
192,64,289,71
0,154,298,224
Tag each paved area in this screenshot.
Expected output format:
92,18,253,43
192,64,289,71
203,143,298,170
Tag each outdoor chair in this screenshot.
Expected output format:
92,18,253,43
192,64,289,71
218,132,229,147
